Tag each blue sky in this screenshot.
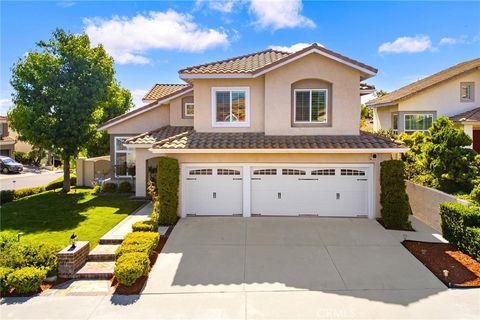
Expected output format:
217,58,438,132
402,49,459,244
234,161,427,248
1,0,479,114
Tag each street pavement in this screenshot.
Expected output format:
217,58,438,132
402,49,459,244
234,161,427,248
0,168,63,190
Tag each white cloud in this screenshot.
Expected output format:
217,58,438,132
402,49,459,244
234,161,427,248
84,10,230,64
439,37,458,46
0,98,13,115
196,0,237,13
57,1,76,8
250,0,315,30
268,42,319,53
378,35,432,54
130,89,149,108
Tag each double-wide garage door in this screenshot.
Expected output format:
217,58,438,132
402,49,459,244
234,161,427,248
183,165,370,217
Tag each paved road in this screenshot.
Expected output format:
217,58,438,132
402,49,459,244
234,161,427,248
0,170,63,190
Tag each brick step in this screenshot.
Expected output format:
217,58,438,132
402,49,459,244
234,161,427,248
75,261,115,280
99,236,124,245
88,244,120,261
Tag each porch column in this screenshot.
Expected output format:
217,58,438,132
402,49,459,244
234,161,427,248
464,124,473,149
134,148,150,197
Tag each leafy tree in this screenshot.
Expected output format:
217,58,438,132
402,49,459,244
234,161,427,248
375,89,388,97
9,29,114,192
84,82,133,157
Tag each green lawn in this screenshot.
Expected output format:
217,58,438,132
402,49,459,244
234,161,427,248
0,188,146,249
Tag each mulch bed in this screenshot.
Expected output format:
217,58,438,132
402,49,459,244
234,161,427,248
403,240,480,288
112,226,173,295
376,218,415,231
1,277,69,297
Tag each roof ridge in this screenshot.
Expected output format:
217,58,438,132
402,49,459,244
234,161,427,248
153,83,190,86
178,48,290,73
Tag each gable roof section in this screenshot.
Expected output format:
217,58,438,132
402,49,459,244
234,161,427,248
98,85,193,131
450,107,480,123
179,43,377,79
142,83,191,102
367,58,480,107
126,126,194,145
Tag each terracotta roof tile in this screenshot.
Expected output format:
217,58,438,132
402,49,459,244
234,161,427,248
367,58,480,107
136,128,405,150
450,107,480,122
143,84,191,101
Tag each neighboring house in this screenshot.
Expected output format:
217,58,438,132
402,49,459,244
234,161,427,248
98,43,406,219
0,115,32,157
367,58,480,152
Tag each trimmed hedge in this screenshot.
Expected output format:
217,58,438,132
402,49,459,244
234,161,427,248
440,202,480,261
6,267,47,294
114,252,150,287
132,220,158,232
380,160,412,229
102,182,117,193
156,157,179,225
0,241,58,276
470,185,480,205
45,174,77,191
0,186,46,205
121,232,159,249
118,181,132,193
0,267,13,294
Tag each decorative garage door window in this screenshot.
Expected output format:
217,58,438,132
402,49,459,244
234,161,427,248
189,169,213,175
282,169,306,175
311,169,336,176
217,169,241,175
253,169,277,175
340,169,365,176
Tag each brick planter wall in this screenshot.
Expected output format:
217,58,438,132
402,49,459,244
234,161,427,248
58,241,89,278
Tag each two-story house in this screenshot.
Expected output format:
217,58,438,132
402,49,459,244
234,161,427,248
98,44,406,219
367,58,480,152
0,115,32,157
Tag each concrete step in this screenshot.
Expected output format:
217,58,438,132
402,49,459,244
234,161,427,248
99,236,124,245
88,244,120,261
75,261,115,280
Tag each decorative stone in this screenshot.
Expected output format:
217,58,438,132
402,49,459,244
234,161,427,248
57,241,90,278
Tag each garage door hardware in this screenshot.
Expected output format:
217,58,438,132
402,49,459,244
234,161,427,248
278,192,282,199
186,178,197,181
357,178,368,181
336,193,340,199
232,178,243,181
298,178,319,181
213,192,216,199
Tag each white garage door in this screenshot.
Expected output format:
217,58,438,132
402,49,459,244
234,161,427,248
183,166,243,215
251,167,369,217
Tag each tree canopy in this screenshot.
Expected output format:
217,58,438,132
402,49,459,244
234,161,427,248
8,29,119,191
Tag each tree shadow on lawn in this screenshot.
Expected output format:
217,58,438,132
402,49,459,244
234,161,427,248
0,190,140,235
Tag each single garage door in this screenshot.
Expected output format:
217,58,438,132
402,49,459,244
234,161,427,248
183,166,243,215
251,167,369,217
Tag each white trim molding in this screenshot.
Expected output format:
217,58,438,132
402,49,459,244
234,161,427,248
293,88,328,124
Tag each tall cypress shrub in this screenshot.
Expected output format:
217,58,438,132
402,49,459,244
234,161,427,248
156,157,179,225
380,160,412,229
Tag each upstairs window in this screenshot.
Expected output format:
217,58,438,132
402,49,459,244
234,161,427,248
460,82,475,102
404,114,433,132
182,96,194,119
212,87,250,127
294,89,327,123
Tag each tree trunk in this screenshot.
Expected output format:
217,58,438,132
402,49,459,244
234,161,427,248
62,155,71,193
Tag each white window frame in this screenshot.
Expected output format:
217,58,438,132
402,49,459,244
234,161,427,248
293,89,328,124
184,102,194,117
460,82,475,102
114,136,135,178
403,113,434,132
211,87,250,127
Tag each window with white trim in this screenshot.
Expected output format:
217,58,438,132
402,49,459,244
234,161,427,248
212,87,249,127
114,137,135,177
392,113,399,134
460,82,474,102
404,114,433,132
294,89,327,123
184,102,194,117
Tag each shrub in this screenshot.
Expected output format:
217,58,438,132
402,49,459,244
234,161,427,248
6,267,47,294
122,232,159,249
114,252,150,286
102,182,117,193
115,242,155,259
470,185,480,205
156,157,179,225
0,190,15,204
380,160,412,230
132,220,158,232
0,232,18,250
14,152,29,164
440,202,480,261
118,181,132,193
45,174,77,191
0,187,46,205
0,267,14,294
0,242,58,276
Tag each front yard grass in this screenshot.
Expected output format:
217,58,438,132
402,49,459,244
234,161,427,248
0,188,146,249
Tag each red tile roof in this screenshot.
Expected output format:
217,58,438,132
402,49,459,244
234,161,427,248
143,84,191,101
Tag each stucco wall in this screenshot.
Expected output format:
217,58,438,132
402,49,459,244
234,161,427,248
265,53,362,135
193,77,265,132
405,180,469,232
134,149,393,218
107,105,170,135
169,94,195,127
373,105,398,131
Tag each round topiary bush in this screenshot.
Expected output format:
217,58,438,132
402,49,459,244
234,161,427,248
118,181,132,193
102,182,117,193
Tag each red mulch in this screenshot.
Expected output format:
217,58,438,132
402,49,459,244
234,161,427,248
376,218,415,231
403,240,480,287
1,277,69,297
112,227,172,295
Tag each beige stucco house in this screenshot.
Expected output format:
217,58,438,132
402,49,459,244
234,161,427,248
367,58,480,153
0,115,32,157
98,44,406,219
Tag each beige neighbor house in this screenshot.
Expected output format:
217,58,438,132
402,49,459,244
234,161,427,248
367,58,480,153
98,43,407,219
0,115,32,157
